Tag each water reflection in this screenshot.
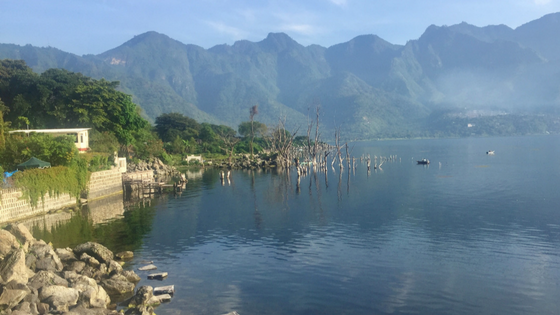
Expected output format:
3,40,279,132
28,194,158,253
20,136,560,314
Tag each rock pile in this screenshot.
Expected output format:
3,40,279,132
127,158,180,178
0,224,155,314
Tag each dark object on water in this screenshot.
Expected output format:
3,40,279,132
417,159,430,165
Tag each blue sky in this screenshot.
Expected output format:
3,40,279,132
1,0,560,56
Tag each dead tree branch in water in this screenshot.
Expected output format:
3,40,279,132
265,117,299,168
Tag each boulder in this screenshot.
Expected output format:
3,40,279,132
0,288,28,310
73,242,114,264
55,248,77,263
13,301,34,314
128,286,153,307
80,253,101,268
147,293,171,306
5,224,35,248
39,285,79,312
107,260,123,275
28,270,68,291
0,249,29,284
29,241,64,272
115,251,133,260
0,230,19,258
71,275,110,309
66,260,86,273
100,275,135,296
62,271,80,282
67,305,117,314
122,270,141,283
36,302,49,314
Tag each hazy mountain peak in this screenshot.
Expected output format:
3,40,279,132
125,31,174,46
258,32,301,51
513,12,560,60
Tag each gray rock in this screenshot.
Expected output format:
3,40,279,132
62,271,79,282
39,285,79,312
35,256,57,272
121,270,141,283
146,293,171,306
153,285,174,296
0,230,19,258
73,242,114,264
147,272,167,280
66,261,86,273
128,286,153,307
137,264,156,271
13,301,31,313
55,248,77,263
0,288,28,309
0,249,29,284
5,224,35,249
80,253,101,268
29,302,39,315
67,305,117,314
115,251,133,260
28,270,69,290
100,277,135,296
29,242,64,272
71,275,110,309
36,302,49,314
25,252,37,270
5,279,31,293
107,260,122,275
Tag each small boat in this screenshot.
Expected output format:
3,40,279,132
486,150,495,155
417,159,430,165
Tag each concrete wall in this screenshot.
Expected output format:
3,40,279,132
0,188,76,224
87,168,123,200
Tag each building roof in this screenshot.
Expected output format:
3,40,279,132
9,128,91,134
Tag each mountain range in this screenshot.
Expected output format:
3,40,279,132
2,12,560,140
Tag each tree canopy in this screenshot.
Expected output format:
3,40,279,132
0,60,148,146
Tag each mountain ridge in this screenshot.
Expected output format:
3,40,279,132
2,12,560,139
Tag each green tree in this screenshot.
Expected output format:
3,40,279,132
0,133,77,170
199,123,217,142
0,98,8,149
155,112,200,142
238,121,268,138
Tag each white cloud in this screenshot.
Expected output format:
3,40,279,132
533,0,552,4
279,23,317,35
329,0,348,6
205,21,248,40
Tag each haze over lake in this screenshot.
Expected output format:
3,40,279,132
30,135,560,315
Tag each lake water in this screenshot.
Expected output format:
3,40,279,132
32,135,560,315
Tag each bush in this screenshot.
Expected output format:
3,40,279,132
13,156,89,207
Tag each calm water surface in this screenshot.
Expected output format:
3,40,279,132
41,136,560,314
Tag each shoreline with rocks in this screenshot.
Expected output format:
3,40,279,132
0,223,165,315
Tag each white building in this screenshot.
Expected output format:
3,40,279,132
9,128,91,153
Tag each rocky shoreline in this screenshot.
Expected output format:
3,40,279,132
0,224,163,315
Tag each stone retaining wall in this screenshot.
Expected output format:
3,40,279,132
0,188,76,224
0,169,148,224
87,168,123,200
